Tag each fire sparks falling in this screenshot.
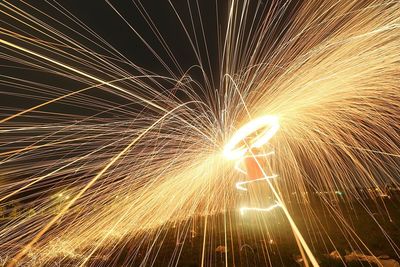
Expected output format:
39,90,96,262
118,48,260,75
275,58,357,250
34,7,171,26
0,0,399,266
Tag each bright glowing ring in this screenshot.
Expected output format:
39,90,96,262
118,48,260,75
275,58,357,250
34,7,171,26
224,115,279,160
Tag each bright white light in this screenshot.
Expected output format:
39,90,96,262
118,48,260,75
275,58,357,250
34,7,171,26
224,115,279,160
240,203,281,215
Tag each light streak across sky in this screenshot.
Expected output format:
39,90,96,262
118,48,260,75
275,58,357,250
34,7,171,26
0,0,399,266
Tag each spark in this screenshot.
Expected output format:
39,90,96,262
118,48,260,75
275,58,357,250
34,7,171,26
224,115,319,266
0,0,399,266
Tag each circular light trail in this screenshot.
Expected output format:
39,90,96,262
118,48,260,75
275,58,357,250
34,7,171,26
223,115,279,160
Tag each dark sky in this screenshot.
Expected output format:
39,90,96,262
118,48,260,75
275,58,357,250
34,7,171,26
0,1,229,116
0,0,304,198
1,0,301,117
1,0,398,205
50,1,223,80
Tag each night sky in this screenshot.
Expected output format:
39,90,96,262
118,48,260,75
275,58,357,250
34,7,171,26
1,2,400,266
1,0,299,115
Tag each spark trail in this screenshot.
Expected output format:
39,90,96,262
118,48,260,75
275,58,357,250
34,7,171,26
224,115,318,266
0,0,399,266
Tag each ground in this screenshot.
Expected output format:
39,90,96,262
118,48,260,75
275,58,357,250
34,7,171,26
86,191,400,266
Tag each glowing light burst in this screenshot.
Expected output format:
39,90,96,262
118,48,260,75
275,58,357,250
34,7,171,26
224,115,280,211
224,115,318,266
0,0,399,266
223,115,279,160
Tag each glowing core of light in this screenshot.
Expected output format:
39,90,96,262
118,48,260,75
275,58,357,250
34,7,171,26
223,115,279,160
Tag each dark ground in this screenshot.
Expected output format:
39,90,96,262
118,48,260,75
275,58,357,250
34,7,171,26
85,190,400,267
2,190,400,266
